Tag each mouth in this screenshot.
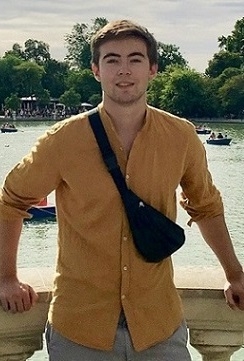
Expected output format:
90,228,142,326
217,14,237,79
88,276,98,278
116,82,134,88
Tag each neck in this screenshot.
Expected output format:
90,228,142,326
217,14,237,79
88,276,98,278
103,97,147,133
102,96,147,157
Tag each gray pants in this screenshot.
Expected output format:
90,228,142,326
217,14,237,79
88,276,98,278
45,313,192,361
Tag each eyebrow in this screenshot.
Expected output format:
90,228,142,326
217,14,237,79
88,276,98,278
103,52,146,60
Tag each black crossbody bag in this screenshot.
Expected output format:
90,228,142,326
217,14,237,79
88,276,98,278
88,110,185,263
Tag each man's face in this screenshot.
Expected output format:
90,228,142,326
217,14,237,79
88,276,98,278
92,37,157,106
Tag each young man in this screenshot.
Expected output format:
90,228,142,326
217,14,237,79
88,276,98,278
0,19,244,361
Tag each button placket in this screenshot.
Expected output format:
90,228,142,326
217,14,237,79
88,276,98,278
121,227,130,304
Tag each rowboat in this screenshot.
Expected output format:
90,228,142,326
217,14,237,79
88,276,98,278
1,126,18,133
206,138,232,145
195,127,211,135
28,204,56,220
26,197,56,221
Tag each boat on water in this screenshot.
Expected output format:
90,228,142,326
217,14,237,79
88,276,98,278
1,123,18,133
28,204,56,220
26,197,56,221
195,127,211,135
206,137,232,145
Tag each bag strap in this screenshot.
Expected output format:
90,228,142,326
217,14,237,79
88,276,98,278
88,109,129,199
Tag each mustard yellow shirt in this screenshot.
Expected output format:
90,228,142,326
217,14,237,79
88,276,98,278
0,104,223,351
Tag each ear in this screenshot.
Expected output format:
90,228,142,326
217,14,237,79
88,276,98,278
149,64,158,80
91,63,101,82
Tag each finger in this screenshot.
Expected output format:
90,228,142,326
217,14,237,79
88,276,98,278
19,284,35,311
29,286,39,305
19,285,32,311
6,284,32,313
233,294,244,311
224,289,239,310
0,298,10,312
7,300,18,314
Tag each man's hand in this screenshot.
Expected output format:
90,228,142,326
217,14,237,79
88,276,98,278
224,272,244,311
0,277,38,313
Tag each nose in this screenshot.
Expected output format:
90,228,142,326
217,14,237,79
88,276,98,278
119,70,131,75
118,63,131,75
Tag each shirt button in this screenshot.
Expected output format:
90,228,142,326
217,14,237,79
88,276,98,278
125,174,130,180
123,266,128,271
119,147,123,151
121,295,126,300
123,236,127,241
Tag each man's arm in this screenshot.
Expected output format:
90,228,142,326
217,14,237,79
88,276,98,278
196,214,244,310
0,219,38,313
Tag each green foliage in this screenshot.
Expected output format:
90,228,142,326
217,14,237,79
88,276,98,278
4,93,21,111
206,51,243,77
59,88,81,108
89,93,102,106
64,17,108,69
148,66,218,118
14,61,45,97
0,55,23,106
0,16,243,118
42,59,69,98
65,68,101,103
218,75,244,118
218,17,244,54
4,43,25,60
147,73,167,108
4,39,51,64
24,39,51,64
161,68,208,117
35,89,51,107
206,17,244,77
157,42,187,72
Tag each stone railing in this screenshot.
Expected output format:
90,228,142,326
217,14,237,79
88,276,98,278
0,266,244,361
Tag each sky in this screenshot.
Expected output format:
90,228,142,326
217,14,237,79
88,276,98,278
1,0,243,73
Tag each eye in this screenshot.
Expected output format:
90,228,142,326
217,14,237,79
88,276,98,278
130,58,142,63
106,58,119,64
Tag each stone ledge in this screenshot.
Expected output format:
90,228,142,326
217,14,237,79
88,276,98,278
0,266,244,361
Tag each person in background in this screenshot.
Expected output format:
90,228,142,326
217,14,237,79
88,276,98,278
209,131,216,139
217,132,224,139
1,19,244,361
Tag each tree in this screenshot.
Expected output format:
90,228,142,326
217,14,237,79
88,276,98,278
59,88,81,109
218,17,244,55
89,93,102,106
66,68,101,103
4,43,25,60
14,61,45,97
149,66,215,118
147,73,167,108
35,89,51,108
206,17,244,77
218,75,244,118
157,42,187,72
42,59,70,98
65,18,188,72
24,39,51,64
0,55,22,107
64,17,108,69
4,39,51,64
206,51,243,78
4,93,21,111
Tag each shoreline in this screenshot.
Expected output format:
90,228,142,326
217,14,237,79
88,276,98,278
1,116,244,124
191,118,244,124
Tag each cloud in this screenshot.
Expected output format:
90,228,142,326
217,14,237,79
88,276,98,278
0,0,243,72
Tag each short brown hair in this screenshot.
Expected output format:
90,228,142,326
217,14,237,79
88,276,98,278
91,19,158,67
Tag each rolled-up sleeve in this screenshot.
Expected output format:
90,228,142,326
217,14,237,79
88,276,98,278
179,125,224,225
0,123,63,220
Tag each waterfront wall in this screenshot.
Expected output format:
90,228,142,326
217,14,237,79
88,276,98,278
0,267,244,361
